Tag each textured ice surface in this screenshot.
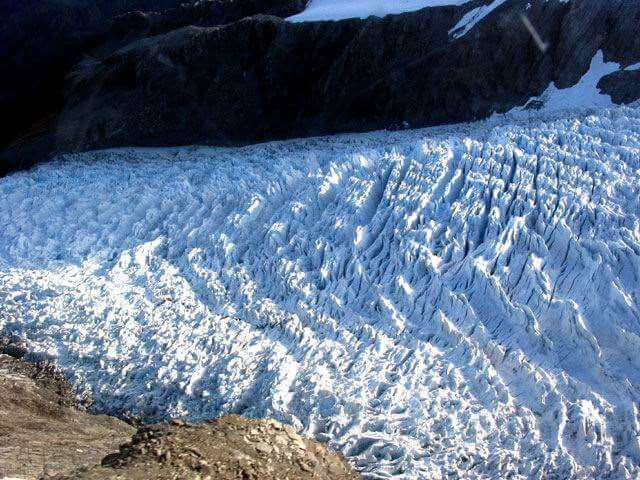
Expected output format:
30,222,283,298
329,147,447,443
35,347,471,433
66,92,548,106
1,107,640,479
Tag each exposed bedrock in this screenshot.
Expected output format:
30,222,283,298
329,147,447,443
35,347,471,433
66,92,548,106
599,70,640,105
0,0,307,176
0,1,194,156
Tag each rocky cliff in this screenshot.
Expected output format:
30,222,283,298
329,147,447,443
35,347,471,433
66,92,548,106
0,0,306,175
2,0,640,175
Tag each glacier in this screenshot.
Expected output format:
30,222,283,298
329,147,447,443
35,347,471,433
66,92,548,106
1,106,640,479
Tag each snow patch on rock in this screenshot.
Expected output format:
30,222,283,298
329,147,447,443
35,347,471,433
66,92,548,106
512,50,620,115
449,0,508,38
288,0,470,22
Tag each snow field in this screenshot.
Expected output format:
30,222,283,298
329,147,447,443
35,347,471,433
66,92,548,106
287,0,471,22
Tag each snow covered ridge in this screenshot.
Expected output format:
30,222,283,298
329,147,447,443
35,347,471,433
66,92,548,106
287,0,509,31
287,0,471,22
1,106,640,479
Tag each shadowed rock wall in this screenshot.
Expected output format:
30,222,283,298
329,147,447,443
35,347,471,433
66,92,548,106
2,0,640,175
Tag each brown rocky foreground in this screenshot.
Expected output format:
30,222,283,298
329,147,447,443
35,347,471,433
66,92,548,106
0,350,359,480
48,416,358,480
0,353,133,479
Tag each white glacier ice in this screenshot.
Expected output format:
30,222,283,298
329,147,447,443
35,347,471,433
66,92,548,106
1,106,640,479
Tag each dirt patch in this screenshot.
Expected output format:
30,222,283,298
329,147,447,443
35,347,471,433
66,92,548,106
0,354,134,479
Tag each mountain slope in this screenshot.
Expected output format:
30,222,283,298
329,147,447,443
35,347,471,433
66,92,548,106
0,0,307,176
3,0,640,175
52,0,640,159
1,105,639,478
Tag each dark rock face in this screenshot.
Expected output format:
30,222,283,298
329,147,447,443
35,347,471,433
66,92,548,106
2,0,640,175
57,0,640,154
0,0,192,148
0,0,306,175
554,0,640,87
99,0,308,57
599,70,640,105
